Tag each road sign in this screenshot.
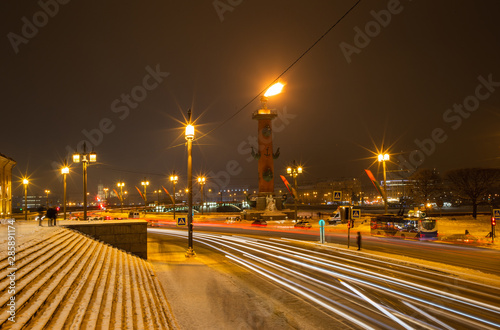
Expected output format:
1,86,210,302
493,209,500,218
333,191,342,202
177,217,186,226
351,209,361,219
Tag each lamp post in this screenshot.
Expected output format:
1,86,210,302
170,171,178,220
117,182,125,213
287,160,302,223
141,179,149,214
23,178,29,220
73,143,97,221
185,110,196,257
44,189,50,207
103,187,108,205
154,189,161,212
61,166,69,220
378,152,390,214
197,176,206,215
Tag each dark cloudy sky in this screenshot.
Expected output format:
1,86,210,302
2,0,500,200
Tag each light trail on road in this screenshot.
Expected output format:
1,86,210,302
149,228,500,329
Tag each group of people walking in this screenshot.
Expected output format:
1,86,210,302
37,206,58,226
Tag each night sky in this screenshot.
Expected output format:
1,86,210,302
2,0,500,200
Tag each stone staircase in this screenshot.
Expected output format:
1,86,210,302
0,227,177,329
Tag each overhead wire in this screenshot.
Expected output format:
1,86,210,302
192,0,362,144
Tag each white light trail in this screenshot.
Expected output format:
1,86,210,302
340,280,414,330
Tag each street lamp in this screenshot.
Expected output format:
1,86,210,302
154,189,161,212
73,143,97,221
23,178,29,220
170,171,178,220
141,179,149,214
117,182,125,213
287,160,302,223
103,188,109,205
185,109,195,257
378,152,390,214
61,165,69,220
45,189,50,207
197,176,206,215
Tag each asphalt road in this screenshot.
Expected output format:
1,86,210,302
149,227,500,329
153,221,500,277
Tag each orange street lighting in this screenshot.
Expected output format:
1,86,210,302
170,171,178,220
197,176,206,215
73,142,97,221
22,178,29,220
185,109,195,257
378,152,390,214
61,165,69,220
117,182,125,213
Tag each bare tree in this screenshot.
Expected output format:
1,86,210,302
445,168,500,219
409,168,442,210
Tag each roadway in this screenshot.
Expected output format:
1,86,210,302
149,227,500,329
153,221,500,277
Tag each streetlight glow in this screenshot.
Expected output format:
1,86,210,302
170,171,178,220
73,142,97,221
198,176,206,215
117,182,125,213
287,160,302,224
61,164,69,220
185,109,195,257
185,124,194,140
378,152,390,214
378,153,390,162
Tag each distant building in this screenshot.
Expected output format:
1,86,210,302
12,195,44,210
0,153,16,218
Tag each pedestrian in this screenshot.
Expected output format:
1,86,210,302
37,206,46,226
356,231,362,251
46,207,58,226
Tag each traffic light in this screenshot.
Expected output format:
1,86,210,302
344,207,350,220
492,217,497,226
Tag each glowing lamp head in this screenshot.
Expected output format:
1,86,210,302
287,167,292,174
89,152,97,163
73,153,81,163
61,167,69,175
23,178,29,185
378,153,390,162
198,177,206,184
170,174,178,183
185,124,195,140
264,82,284,97
297,166,303,174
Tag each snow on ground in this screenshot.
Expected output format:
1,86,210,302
0,220,60,250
